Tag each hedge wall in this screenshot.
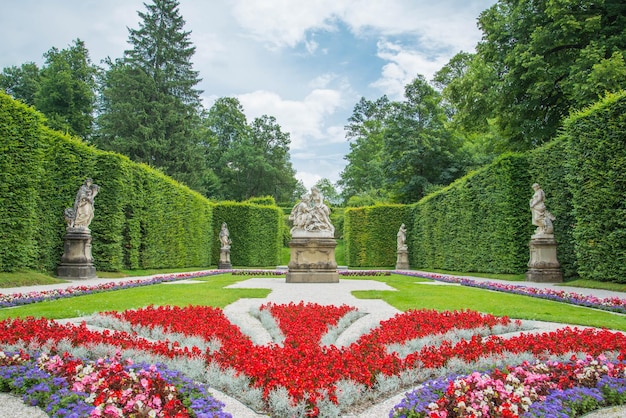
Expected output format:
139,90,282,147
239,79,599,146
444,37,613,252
344,204,413,267
212,201,282,267
0,94,47,271
411,154,531,274
564,91,626,283
0,93,213,272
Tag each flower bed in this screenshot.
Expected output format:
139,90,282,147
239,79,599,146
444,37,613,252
0,350,229,417
397,271,626,314
2,303,626,416
390,355,626,417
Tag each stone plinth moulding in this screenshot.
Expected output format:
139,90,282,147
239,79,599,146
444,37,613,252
57,228,96,279
526,236,563,283
218,247,232,270
286,234,339,283
396,249,409,270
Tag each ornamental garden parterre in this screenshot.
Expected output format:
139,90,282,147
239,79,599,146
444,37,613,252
1,271,625,417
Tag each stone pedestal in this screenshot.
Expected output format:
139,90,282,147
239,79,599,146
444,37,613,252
286,233,339,283
57,228,96,279
396,249,409,270
218,247,232,269
526,235,562,283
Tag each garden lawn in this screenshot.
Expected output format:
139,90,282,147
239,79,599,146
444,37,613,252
0,273,623,331
0,274,271,320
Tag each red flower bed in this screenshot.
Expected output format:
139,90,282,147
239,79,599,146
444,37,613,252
1,304,625,416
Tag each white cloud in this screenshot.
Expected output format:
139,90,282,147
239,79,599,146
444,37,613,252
370,40,451,99
237,88,342,150
230,0,340,48
229,0,493,52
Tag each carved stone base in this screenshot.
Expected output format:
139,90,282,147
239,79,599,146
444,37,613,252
286,237,339,283
57,228,96,279
218,248,232,269
396,249,409,270
526,236,562,283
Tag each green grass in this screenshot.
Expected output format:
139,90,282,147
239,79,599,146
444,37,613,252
347,274,626,331
0,273,272,320
561,279,626,292
1,272,624,332
414,268,526,282
0,271,68,288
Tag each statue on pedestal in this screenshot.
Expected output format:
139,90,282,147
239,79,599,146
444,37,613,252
58,178,100,279
396,223,409,270
218,222,232,269
286,187,338,283
526,183,561,282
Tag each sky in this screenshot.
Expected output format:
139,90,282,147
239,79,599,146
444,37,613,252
0,0,497,189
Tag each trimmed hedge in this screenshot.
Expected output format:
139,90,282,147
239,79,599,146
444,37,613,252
0,92,213,272
0,95,47,271
565,91,626,283
344,204,413,267
212,201,282,267
410,154,531,274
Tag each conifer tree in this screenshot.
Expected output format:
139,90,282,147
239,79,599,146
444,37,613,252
96,0,213,195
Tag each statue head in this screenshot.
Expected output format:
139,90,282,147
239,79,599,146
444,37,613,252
532,183,540,190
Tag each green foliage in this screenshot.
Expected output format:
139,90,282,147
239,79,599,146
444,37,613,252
247,196,276,206
0,92,213,273
212,202,282,267
0,93,46,271
471,0,626,148
411,154,530,274
344,205,413,267
565,91,626,283
95,0,212,196
203,98,298,202
36,39,98,140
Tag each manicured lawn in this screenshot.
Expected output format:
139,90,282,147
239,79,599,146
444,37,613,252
1,272,624,331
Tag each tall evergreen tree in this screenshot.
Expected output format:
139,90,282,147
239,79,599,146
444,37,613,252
96,0,212,195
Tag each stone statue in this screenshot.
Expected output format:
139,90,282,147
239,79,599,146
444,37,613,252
219,222,231,249
64,178,100,230
530,183,555,237
289,187,334,236
397,224,407,251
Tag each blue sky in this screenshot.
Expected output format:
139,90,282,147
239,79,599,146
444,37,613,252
0,0,497,189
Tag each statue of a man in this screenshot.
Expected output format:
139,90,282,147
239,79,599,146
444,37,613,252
530,183,555,236
397,224,407,251
64,178,100,230
219,222,231,249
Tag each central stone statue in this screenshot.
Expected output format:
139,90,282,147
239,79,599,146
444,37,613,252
289,187,335,237
286,187,339,283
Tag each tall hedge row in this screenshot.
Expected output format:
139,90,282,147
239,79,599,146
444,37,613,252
0,92,213,272
0,95,47,271
212,201,283,267
344,205,413,267
410,154,531,274
565,91,626,283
